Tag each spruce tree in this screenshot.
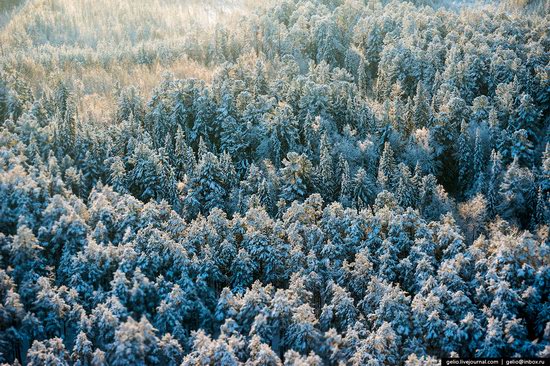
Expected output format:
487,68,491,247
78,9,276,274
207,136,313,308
456,120,472,195
471,128,486,196
174,127,196,180
279,152,313,204
377,142,397,190
339,156,352,207
486,150,503,218
412,82,431,129
354,168,376,209
395,163,415,208
318,133,335,201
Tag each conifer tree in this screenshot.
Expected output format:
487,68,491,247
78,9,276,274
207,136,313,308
318,133,335,201
377,142,396,190
456,121,472,195
339,156,352,207
174,127,196,180
487,150,503,218
412,82,431,129
395,163,416,208
279,152,312,204
353,168,376,209
471,128,486,196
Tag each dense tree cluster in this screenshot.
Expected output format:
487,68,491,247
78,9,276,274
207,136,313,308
0,0,548,364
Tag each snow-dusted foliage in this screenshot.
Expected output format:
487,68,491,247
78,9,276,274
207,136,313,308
0,0,548,364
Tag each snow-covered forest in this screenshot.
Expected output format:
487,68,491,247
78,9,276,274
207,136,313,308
0,0,548,364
